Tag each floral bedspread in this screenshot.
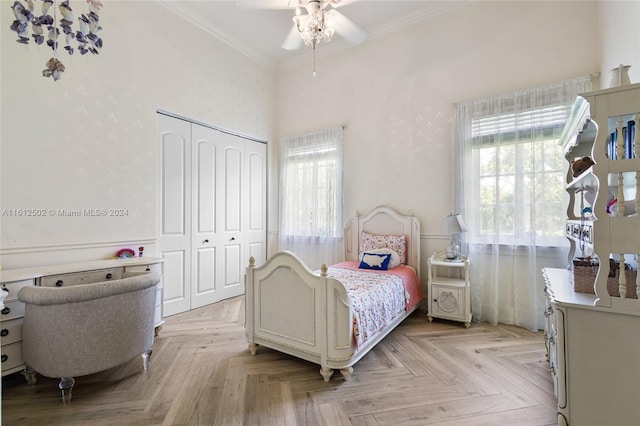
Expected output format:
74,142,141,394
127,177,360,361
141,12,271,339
326,267,408,349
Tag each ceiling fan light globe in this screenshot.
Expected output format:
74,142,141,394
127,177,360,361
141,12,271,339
324,27,335,39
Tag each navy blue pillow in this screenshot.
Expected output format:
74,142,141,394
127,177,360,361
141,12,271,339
359,252,392,270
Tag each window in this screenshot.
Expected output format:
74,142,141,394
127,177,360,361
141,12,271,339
279,127,344,267
471,106,568,246
454,75,594,331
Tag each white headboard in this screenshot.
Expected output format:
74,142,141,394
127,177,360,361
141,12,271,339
344,206,421,277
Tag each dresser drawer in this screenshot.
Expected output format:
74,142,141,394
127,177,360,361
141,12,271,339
1,342,23,372
40,268,122,287
0,318,23,345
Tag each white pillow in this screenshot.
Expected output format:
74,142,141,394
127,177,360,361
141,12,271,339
362,248,401,269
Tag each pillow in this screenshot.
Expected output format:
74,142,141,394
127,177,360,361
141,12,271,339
363,248,401,269
359,231,406,264
359,252,392,270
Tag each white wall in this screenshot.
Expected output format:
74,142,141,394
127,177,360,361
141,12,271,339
276,1,600,269
4,0,635,273
0,1,276,268
598,1,640,87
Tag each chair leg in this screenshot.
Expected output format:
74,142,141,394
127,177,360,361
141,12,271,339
142,348,152,371
58,377,75,404
21,365,37,385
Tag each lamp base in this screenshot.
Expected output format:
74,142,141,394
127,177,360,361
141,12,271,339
445,241,460,260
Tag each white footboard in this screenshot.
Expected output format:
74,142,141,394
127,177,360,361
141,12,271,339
245,252,355,380
245,251,420,381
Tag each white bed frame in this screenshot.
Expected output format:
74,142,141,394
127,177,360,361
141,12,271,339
245,206,421,381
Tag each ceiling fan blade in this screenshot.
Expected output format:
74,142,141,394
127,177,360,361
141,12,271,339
325,9,367,45
281,24,304,50
234,0,298,10
327,0,363,9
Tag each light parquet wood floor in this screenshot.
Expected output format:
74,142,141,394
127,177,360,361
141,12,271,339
2,297,557,425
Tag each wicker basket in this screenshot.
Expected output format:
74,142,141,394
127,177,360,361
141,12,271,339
573,257,638,299
572,257,598,293
607,264,639,299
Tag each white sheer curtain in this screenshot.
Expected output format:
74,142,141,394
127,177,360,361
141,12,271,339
279,127,344,270
454,75,593,330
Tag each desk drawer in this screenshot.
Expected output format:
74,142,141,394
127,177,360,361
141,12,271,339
0,317,23,345
0,300,25,322
1,280,33,302
40,268,122,287
1,342,23,372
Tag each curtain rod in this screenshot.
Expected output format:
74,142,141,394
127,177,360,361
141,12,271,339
450,72,601,107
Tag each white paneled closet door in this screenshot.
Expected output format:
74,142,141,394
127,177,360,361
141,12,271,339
245,140,267,267
157,112,266,316
157,114,192,316
212,131,244,303
190,124,220,309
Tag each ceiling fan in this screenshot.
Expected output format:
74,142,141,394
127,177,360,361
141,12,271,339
236,0,367,51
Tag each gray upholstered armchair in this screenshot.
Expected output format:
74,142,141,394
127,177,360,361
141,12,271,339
17,272,161,403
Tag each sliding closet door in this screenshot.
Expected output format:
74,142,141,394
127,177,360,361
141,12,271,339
157,114,192,317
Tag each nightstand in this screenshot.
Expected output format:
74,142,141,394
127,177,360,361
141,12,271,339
427,252,472,327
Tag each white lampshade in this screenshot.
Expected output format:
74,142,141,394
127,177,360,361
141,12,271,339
443,213,469,234
443,213,468,260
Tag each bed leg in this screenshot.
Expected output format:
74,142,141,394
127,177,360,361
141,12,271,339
248,342,259,355
340,367,353,381
319,366,333,382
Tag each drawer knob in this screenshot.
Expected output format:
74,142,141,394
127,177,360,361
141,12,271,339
1,287,8,293
145,267,150,272
1,354,7,363
56,280,64,287
0,329,8,337
1,307,10,315
106,273,113,280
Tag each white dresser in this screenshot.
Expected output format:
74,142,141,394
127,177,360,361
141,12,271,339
0,257,164,377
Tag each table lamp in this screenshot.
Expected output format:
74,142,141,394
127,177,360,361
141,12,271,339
443,213,468,260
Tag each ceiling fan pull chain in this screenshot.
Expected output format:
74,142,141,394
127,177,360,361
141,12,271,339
312,43,317,77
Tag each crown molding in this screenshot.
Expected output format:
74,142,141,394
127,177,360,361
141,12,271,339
156,0,276,68
157,0,471,71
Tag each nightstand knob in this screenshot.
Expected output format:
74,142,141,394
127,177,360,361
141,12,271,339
56,280,64,287
106,273,113,280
